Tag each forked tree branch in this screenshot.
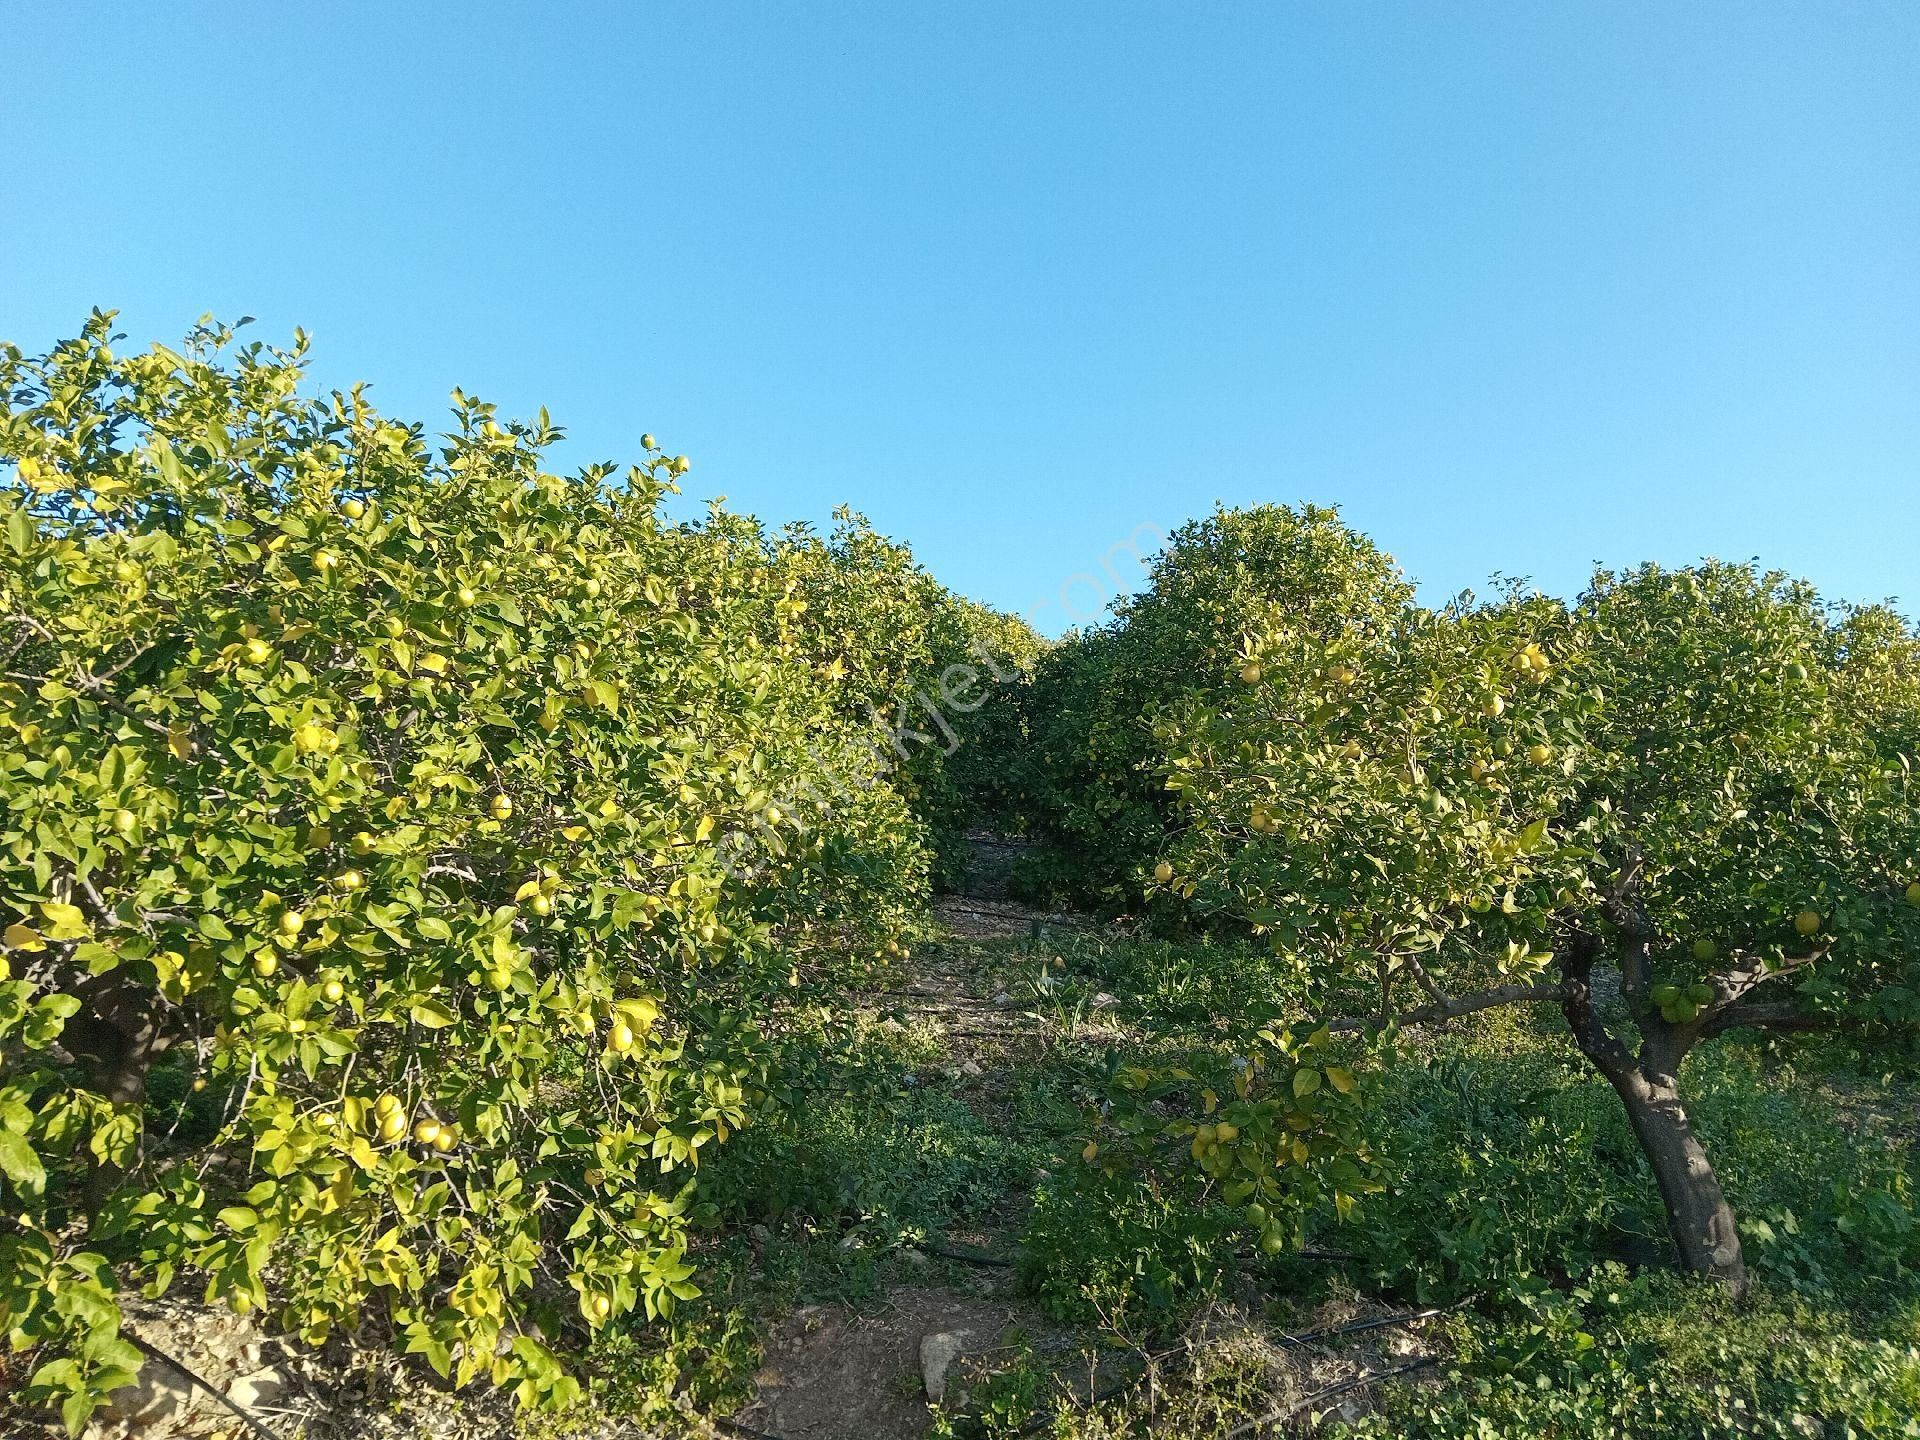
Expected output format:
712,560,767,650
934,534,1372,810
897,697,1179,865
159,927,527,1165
1707,945,1831,1008
1559,931,1638,1079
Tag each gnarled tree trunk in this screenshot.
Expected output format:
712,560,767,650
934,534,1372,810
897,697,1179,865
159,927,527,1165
1559,935,1748,1295
1600,1061,1745,1291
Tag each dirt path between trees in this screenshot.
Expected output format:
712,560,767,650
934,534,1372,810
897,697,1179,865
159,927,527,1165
728,856,1085,1440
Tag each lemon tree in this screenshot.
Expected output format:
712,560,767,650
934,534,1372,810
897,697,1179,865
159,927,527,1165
1029,506,1920,1292
1023,506,1414,1248
696,506,1041,888
1016,504,1408,904
0,314,929,1428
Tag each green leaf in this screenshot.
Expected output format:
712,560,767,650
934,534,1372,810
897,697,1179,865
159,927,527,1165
40,903,90,941
409,998,458,1029
0,1130,46,1196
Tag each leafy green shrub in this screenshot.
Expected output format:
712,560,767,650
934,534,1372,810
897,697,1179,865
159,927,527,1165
0,314,944,1427
1011,503,1408,909
1015,498,1920,1293
565,1303,761,1432
1346,1019,1919,1301
1021,1161,1240,1330
1339,1271,1920,1440
1351,1024,1647,1297
706,506,1042,889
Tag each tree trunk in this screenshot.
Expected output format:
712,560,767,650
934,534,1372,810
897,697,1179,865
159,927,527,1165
65,973,171,1109
1602,1063,1747,1294
63,973,176,1204
1558,934,1747,1295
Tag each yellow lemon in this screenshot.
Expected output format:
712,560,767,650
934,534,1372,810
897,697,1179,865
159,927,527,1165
292,723,334,753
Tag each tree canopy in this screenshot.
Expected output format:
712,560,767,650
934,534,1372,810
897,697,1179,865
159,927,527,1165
1021,503,1920,1291
0,315,1026,1427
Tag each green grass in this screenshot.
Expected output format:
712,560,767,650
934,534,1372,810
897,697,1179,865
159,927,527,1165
1335,1274,1920,1440
977,928,1920,1438
529,924,1920,1437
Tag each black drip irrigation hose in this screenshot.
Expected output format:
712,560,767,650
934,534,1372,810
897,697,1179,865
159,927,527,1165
911,1241,1016,1267
1231,1245,1367,1264
126,1335,283,1440
1273,1302,1457,1350
916,1240,1359,1270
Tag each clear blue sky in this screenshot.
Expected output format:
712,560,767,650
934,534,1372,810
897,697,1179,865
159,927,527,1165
4,3,1915,634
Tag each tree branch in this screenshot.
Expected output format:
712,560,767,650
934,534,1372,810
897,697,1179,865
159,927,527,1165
1398,951,1452,1009
1602,847,1655,1004
1600,846,1656,942
1328,980,1564,1035
1707,945,1830,1009
1559,931,1637,1079
1700,1002,1852,1039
